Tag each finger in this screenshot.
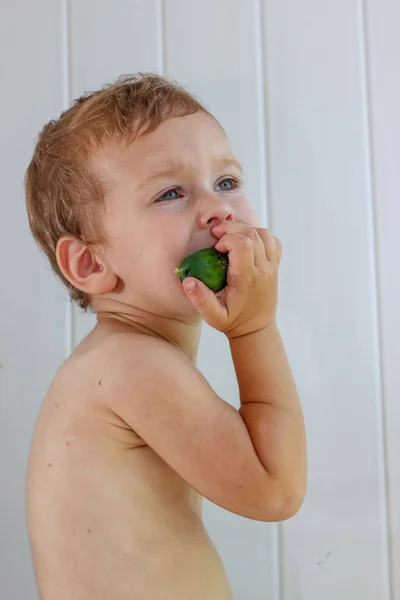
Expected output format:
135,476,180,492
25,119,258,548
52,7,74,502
243,227,268,268
215,222,275,268
214,233,255,286
212,221,265,268
274,236,283,266
255,229,278,265
212,220,250,239
182,277,227,323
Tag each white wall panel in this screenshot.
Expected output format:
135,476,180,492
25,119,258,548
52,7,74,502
69,0,162,97
0,2,66,599
262,1,390,598
365,0,400,597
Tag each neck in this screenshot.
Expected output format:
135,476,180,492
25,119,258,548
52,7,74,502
92,298,203,366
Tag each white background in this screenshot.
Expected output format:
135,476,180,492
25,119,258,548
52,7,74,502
0,1,399,599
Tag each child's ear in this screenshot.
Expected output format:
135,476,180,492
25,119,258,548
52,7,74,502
56,235,117,295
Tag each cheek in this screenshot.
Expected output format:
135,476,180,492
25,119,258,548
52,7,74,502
237,202,262,227
104,235,146,278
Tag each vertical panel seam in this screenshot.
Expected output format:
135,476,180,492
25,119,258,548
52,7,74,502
157,0,167,75
61,0,73,357
360,1,393,598
255,0,272,230
255,2,282,599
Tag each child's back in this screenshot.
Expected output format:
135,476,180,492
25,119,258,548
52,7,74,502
26,319,234,600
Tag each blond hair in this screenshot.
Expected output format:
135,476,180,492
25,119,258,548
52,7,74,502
24,72,212,312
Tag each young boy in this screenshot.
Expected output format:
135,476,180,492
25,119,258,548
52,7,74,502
25,73,307,600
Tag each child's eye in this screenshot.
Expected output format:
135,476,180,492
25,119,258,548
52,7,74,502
215,176,244,192
156,188,183,202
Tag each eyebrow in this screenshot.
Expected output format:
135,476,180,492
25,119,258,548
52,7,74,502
136,157,243,189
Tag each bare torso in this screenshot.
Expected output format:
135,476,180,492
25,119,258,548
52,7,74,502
26,322,234,600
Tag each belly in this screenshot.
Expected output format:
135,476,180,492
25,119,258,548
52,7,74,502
27,444,234,600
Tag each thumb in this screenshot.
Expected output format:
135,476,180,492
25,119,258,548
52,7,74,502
182,278,224,324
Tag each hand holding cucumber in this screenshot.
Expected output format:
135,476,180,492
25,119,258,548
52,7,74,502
174,221,282,339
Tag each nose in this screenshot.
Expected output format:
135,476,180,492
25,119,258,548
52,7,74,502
196,191,234,228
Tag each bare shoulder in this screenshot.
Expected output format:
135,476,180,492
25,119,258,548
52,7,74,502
92,329,192,410
47,324,149,408
58,324,181,407
76,326,180,389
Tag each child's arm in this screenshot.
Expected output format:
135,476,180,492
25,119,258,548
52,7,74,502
106,333,293,523
179,220,307,517
230,324,307,514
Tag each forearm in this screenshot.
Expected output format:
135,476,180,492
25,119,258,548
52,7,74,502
229,323,307,503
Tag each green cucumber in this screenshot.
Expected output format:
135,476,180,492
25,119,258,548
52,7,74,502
174,247,229,293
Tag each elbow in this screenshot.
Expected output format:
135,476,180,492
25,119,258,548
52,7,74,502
279,491,305,521
264,482,307,523
257,468,308,523
277,481,307,521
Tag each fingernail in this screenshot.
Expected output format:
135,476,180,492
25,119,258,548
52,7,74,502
183,280,197,293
